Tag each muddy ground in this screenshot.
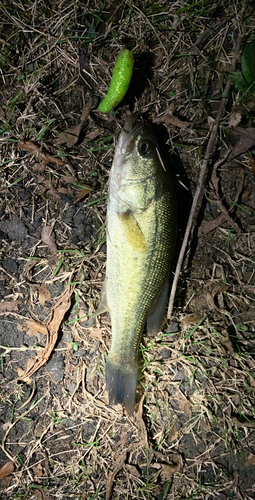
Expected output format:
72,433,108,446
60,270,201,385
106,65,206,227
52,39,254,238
1,1,255,499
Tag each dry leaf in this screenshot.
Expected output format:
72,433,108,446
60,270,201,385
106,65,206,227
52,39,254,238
106,451,128,500
32,162,46,173
160,463,178,481
249,375,255,388
206,292,218,311
33,491,43,500
125,464,141,478
35,463,43,478
17,367,25,377
206,283,228,311
55,99,93,147
168,425,179,442
74,184,93,203
60,175,77,183
220,329,235,356
84,129,101,141
241,188,251,200
228,111,242,127
247,155,255,174
16,286,75,381
41,226,57,253
153,108,192,128
178,391,191,416
0,301,21,312
2,422,11,431
245,453,255,467
25,357,38,373
16,367,33,383
135,394,148,445
57,186,73,195
25,319,48,336
0,460,15,479
198,213,227,237
89,328,103,341
78,308,88,324
46,189,62,201
18,141,65,166
182,313,202,328
37,284,52,307
228,127,255,160
113,431,128,449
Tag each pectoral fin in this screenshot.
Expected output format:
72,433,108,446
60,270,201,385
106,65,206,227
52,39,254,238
88,280,109,326
147,275,169,336
117,211,148,252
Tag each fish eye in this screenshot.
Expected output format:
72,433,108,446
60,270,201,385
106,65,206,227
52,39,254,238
138,140,152,157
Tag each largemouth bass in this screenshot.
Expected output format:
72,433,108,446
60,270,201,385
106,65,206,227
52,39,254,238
89,114,177,415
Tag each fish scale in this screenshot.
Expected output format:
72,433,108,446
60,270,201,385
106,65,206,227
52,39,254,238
89,114,177,415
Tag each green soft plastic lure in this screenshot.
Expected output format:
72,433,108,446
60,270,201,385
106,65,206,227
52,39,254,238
99,49,133,113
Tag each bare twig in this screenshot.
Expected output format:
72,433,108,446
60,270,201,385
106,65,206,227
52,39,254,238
167,32,243,318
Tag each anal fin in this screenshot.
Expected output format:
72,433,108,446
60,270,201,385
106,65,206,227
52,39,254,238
147,275,169,336
88,280,109,326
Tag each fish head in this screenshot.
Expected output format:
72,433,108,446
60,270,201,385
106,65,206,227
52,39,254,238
113,114,159,178
110,114,163,211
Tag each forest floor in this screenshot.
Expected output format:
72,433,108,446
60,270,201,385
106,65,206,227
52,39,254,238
1,1,255,499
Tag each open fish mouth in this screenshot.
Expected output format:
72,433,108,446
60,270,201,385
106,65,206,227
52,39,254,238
118,114,144,157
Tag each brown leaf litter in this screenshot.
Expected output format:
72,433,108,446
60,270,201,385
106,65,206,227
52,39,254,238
177,390,192,417
228,127,255,160
21,318,48,337
55,98,94,147
0,460,15,479
15,285,75,383
37,284,52,307
74,183,94,203
18,141,66,166
41,226,57,253
0,301,21,312
153,104,193,128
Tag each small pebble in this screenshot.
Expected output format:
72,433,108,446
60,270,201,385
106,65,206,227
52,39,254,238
166,321,179,334
7,215,28,242
2,257,18,273
160,348,171,360
46,355,65,382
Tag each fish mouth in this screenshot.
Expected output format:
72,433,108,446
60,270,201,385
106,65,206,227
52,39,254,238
118,114,144,156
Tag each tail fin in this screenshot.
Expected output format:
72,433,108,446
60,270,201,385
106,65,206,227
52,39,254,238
105,357,138,416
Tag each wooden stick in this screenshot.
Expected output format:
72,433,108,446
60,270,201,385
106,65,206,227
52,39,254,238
167,33,243,319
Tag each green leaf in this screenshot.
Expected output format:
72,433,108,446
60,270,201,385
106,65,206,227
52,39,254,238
241,41,255,85
248,80,255,95
70,342,78,351
231,70,249,92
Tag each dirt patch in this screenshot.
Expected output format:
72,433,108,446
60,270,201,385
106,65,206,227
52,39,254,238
1,1,255,499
